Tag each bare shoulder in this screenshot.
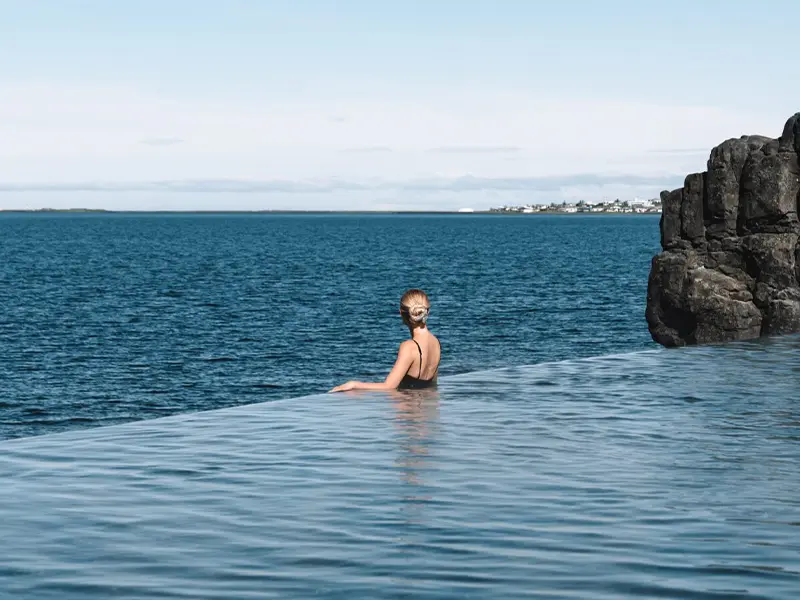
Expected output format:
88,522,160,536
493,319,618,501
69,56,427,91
398,339,417,353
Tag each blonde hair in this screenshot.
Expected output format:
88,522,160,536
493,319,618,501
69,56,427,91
400,289,430,327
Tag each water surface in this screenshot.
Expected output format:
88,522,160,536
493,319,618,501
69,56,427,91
1,213,660,439
1,335,798,599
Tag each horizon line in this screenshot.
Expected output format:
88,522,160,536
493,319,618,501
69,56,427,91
0,208,662,215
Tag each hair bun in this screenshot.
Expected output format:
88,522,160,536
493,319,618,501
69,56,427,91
408,304,429,323
400,289,431,326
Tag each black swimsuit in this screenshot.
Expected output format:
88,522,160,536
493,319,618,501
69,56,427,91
397,339,439,390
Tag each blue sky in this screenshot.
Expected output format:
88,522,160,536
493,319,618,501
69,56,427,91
2,0,799,210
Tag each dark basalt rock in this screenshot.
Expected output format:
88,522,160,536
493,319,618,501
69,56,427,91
646,113,800,346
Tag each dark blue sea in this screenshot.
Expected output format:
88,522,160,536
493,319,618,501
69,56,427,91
1,212,658,440
3,212,799,599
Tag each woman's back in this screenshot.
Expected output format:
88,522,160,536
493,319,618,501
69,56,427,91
398,333,440,389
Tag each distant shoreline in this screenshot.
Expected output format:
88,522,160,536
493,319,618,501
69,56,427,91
0,208,661,216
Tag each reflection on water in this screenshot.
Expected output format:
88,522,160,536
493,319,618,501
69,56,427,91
390,389,440,499
2,337,800,599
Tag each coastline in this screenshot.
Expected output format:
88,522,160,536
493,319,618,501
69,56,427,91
0,208,662,215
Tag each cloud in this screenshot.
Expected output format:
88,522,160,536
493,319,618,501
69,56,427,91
406,173,682,192
0,173,683,194
0,82,780,196
646,148,710,155
340,146,394,153
427,146,522,154
139,137,185,147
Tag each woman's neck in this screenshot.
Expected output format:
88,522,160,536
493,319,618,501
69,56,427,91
409,326,428,339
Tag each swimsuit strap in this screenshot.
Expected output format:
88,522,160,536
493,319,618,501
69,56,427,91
411,339,424,378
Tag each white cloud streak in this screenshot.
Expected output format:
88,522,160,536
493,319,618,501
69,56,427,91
0,82,783,208
139,137,185,147
0,173,682,193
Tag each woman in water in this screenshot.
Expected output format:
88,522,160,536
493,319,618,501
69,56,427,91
329,289,441,393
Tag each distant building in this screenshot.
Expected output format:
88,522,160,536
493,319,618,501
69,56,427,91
488,198,662,215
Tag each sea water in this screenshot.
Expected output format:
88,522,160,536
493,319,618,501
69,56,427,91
1,212,659,440
1,336,799,598
2,212,799,598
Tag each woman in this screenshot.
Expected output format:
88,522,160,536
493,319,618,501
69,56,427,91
329,289,441,393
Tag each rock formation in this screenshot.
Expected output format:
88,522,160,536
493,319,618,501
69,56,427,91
646,113,800,346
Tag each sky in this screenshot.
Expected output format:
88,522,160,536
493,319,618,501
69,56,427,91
2,0,799,211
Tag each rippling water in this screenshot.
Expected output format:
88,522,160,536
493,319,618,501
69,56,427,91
1,212,659,439
1,335,799,599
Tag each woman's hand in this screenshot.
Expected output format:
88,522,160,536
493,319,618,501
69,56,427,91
329,381,359,393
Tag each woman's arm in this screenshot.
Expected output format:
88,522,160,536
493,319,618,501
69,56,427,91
329,342,415,393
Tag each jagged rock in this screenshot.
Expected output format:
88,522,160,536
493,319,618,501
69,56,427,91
705,136,771,239
659,188,684,250
646,113,800,346
681,172,706,246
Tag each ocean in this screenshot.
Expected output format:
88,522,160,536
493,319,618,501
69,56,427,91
1,212,658,440
3,212,798,599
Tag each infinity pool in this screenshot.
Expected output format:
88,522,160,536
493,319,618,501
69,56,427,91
2,337,799,599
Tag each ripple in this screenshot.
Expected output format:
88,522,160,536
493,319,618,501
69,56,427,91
1,336,799,598
3,214,800,598
1,213,663,441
